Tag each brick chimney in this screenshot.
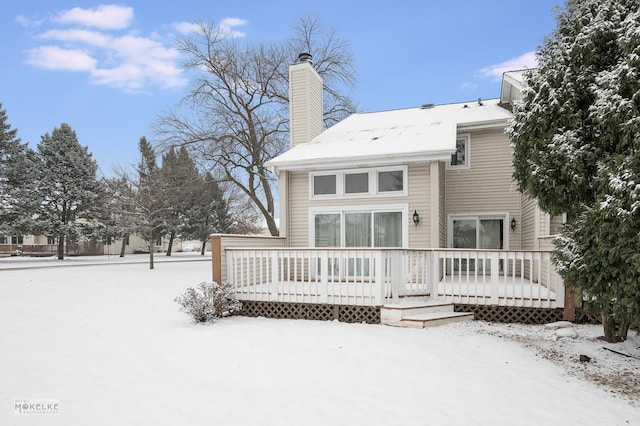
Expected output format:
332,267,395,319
289,53,323,148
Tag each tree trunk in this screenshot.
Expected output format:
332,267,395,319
119,233,128,257
601,308,629,343
166,230,175,256
149,232,154,270
201,239,206,255
57,234,64,260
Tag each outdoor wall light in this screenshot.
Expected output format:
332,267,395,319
511,217,517,231
413,210,420,226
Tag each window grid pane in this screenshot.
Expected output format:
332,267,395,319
315,214,340,247
345,213,371,247
378,170,403,192
313,175,336,195
374,212,402,247
345,173,368,194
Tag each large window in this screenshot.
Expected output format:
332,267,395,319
449,214,507,274
451,216,505,249
310,166,407,199
312,207,406,248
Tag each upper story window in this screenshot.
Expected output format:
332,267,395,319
378,170,403,192
449,134,470,169
313,174,336,195
310,166,407,199
345,172,369,194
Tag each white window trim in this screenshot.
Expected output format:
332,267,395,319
447,212,510,250
446,133,471,170
309,165,408,200
309,204,409,248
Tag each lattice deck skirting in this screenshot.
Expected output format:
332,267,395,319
240,301,597,326
454,304,564,324
240,301,381,324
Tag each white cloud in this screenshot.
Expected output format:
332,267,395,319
16,15,44,28
172,21,200,35
218,17,247,38
22,5,190,92
52,5,134,30
480,51,538,79
171,18,248,38
25,46,97,71
40,29,112,48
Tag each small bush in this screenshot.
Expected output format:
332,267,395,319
174,281,242,323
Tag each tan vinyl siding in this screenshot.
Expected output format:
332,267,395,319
521,194,536,250
289,63,323,147
288,171,311,247
409,164,430,248
287,164,431,248
445,128,522,249
439,161,446,247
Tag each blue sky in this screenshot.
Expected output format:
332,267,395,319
0,1,560,176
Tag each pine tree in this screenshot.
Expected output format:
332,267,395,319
160,146,200,255
181,172,232,254
508,0,640,341
0,103,37,236
31,123,104,259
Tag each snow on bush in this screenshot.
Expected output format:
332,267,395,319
174,281,242,323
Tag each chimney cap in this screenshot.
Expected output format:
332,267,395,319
297,52,313,64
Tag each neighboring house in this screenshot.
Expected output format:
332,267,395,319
0,232,203,257
213,55,571,325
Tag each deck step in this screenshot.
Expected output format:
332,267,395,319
380,301,454,323
380,302,474,328
398,312,475,328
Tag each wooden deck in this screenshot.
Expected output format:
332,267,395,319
223,246,565,309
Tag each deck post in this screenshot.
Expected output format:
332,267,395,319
430,251,440,302
211,235,222,284
562,283,576,320
320,251,329,304
390,251,402,303
270,251,279,302
490,252,500,305
374,252,385,305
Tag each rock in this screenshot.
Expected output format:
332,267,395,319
579,354,591,363
545,321,574,329
555,327,578,339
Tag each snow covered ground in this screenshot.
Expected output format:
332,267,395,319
1,254,638,425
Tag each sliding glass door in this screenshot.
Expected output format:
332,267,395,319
451,216,506,273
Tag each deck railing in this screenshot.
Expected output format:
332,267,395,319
224,247,564,309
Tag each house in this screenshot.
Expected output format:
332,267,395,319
212,54,571,326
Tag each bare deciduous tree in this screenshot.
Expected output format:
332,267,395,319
154,16,356,236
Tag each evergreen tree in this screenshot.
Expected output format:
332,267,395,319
31,123,104,259
160,146,200,255
181,172,232,254
32,123,104,259
508,0,640,341
0,103,37,236
102,175,138,257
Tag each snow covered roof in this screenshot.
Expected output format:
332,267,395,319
267,98,512,172
500,70,529,105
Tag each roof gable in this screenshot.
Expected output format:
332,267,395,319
268,98,512,172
